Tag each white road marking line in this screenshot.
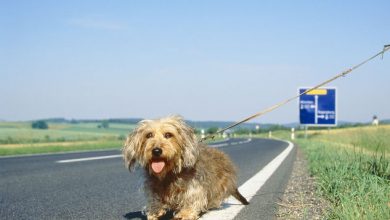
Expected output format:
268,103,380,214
200,140,294,220
56,139,252,163
56,155,122,163
209,138,230,144
211,138,251,148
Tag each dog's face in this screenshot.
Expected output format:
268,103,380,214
123,116,199,178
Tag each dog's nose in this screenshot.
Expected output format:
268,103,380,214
152,148,162,157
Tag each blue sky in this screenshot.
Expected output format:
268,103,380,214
1,0,389,123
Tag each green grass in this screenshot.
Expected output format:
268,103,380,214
302,125,390,153
293,126,390,219
61,123,135,135
0,127,112,144
0,140,123,156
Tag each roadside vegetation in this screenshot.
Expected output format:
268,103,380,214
266,125,390,219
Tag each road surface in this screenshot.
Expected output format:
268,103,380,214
0,138,295,219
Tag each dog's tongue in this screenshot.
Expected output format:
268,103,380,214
151,161,165,174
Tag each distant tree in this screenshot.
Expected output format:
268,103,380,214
98,121,109,129
70,119,79,124
193,128,200,135
32,120,49,129
263,124,289,132
206,127,218,134
235,128,251,135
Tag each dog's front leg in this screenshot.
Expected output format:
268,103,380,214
146,199,168,220
173,183,207,220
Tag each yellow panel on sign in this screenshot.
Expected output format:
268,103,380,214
306,89,328,95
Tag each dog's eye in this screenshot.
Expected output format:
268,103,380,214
146,132,153,139
164,132,173,139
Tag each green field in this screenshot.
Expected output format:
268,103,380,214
0,122,136,156
300,125,390,154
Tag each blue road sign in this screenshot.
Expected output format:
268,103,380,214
299,87,337,126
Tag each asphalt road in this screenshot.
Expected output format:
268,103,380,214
0,138,295,220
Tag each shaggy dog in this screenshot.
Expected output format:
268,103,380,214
123,116,248,220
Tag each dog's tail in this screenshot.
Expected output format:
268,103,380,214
232,188,249,205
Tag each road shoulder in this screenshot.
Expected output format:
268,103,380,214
276,145,330,219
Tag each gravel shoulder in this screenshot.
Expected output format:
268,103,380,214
275,146,330,219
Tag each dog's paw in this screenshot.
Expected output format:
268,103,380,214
173,209,199,220
147,209,166,220
146,214,158,220
172,217,198,220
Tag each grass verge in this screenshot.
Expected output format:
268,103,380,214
295,138,390,219
261,125,390,219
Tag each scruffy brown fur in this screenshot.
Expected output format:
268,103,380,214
123,116,248,220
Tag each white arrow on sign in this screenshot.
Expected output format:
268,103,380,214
314,95,318,124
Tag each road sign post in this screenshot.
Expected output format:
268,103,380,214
299,87,337,127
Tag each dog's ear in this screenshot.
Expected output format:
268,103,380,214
122,121,148,171
172,116,199,168
122,133,138,171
